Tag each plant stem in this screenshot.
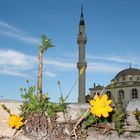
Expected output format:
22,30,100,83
37,48,43,100
64,78,78,101
70,108,90,139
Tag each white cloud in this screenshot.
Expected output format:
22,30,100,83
44,71,56,77
0,66,29,78
61,52,139,65
86,55,140,73
44,58,75,69
87,62,123,73
0,49,37,68
0,20,19,31
0,49,37,77
0,20,40,45
87,55,136,64
0,49,57,78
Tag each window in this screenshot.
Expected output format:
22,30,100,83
94,92,96,96
137,77,139,80
118,90,125,101
132,89,138,99
106,91,111,99
122,77,125,81
93,92,100,97
130,77,132,80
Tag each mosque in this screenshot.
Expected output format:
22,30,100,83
89,66,140,104
77,7,140,104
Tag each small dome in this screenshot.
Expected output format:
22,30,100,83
114,67,140,79
94,85,104,90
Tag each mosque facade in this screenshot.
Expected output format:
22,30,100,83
89,66,140,104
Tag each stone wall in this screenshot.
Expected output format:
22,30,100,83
0,100,90,139
0,100,140,140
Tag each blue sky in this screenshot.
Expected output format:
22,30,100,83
0,0,140,102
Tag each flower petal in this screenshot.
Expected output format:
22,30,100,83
106,100,112,105
9,122,15,128
102,111,109,117
101,94,108,102
94,95,100,101
15,125,20,129
15,121,24,129
90,107,96,114
90,100,96,106
18,117,23,121
95,110,102,118
106,106,113,112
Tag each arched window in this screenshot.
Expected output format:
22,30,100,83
123,77,125,81
106,91,111,99
118,89,125,101
93,92,100,98
132,89,138,99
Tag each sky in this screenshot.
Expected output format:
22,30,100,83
0,0,140,102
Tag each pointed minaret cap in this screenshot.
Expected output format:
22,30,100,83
129,63,132,68
81,5,84,18
79,5,85,25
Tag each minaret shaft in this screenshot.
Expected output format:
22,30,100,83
78,43,85,62
77,7,87,103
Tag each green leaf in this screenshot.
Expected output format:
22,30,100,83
83,113,97,128
40,35,54,51
113,102,127,136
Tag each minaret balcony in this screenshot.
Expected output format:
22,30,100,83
77,62,87,69
77,34,87,40
77,37,87,44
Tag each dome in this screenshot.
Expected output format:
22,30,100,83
94,85,103,90
114,67,140,79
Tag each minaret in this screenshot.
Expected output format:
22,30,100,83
77,6,87,103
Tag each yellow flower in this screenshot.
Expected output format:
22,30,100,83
79,66,86,75
9,115,17,128
132,111,137,115
9,114,24,129
15,120,24,129
132,111,139,116
90,94,113,118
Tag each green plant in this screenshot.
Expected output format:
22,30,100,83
20,85,47,118
46,102,58,118
57,80,71,113
83,113,97,128
133,109,140,125
58,95,67,112
20,83,66,119
113,101,127,136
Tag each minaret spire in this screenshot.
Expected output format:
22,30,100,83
129,63,132,68
81,5,83,18
79,5,85,26
77,6,87,103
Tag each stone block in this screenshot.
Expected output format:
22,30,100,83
56,103,90,123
